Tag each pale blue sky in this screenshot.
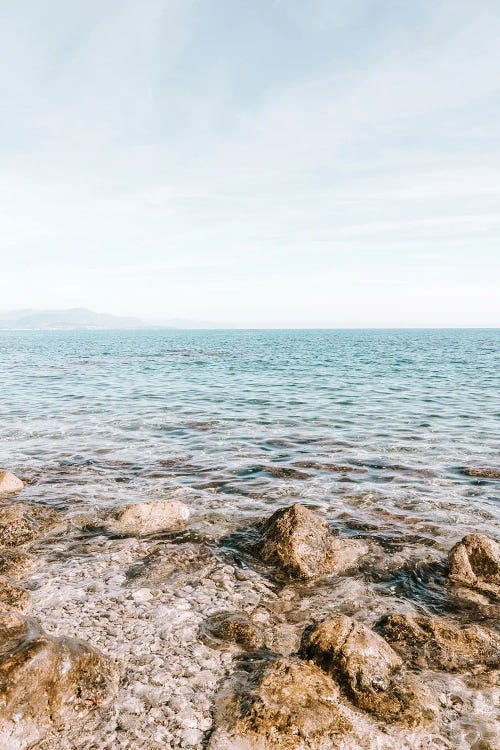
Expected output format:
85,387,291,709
1,0,499,326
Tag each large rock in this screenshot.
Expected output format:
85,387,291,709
0,472,24,495
376,613,500,673
448,534,500,597
0,503,59,547
209,657,353,750
0,611,118,750
253,503,368,579
106,499,190,536
300,615,438,727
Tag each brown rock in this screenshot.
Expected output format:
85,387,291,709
0,549,40,579
254,503,368,579
0,611,118,750
0,578,31,613
448,533,500,597
106,498,190,536
0,472,24,495
376,613,500,673
464,468,500,479
201,611,263,649
127,542,216,585
0,503,59,547
294,461,366,474
209,657,353,750
300,615,438,727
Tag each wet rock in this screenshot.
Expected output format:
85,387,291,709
448,533,500,597
263,622,302,657
463,468,500,480
0,503,59,547
253,503,368,579
209,657,353,750
259,465,311,480
0,471,24,495
294,461,367,474
0,549,40,579
0,578,31,613
201,611,263,649
0,610,118,750
299,615,438,727
127,542,216,585
106,498,190,536
376,613,500,673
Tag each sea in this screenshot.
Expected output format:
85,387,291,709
2,326,499,584
1,328,499,748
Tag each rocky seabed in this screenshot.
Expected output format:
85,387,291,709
0,468,498,750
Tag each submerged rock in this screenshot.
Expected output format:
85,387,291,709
300,615,438,727
294,461,367,474
201,611,263,650
463,468,500,480
253,503,368,579
0,503,59,547
0,472,24,495
0,578,31,613
209,657,353,750
448,533,500,597
127,542,216,585
376,613,500,673
0,610,118,750
106,498,190,536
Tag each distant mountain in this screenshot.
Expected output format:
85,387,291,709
0,308,150,330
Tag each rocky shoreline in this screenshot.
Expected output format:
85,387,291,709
0,469,499,749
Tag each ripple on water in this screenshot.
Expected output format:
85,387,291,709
0,329,499,747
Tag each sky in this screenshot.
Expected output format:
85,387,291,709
1,0,499,327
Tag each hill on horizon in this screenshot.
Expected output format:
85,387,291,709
0,308,222,330
0,308,150,330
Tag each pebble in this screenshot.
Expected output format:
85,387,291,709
131,588,153,603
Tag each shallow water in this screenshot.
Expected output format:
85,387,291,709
1,328,498,528
1,328,499,748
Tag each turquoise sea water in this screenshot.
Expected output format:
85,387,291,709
1,328,499,575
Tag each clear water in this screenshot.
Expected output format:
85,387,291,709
2,327,499,581
1,329,498,529
1,329,499,748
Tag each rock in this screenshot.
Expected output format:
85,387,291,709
0,549,40,579
464,468,500,479
131,587,153,603
209,657,353,750
106,499,190,536
263,622,302,657
376,613,500,673
0,503,59,547
253,503,368,579
299,615,438,727
127,542,216,585
201,611,263,649
0,578,31,613
0,610,118,750
294,461,367,474
0,472,24,495
448,534,500,597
